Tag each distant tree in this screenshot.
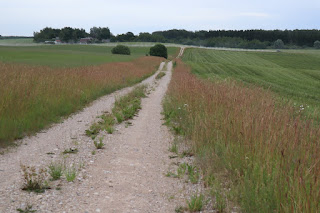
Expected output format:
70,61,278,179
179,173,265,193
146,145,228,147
274,39,285,49
137,32,153,42
33,27,60,42
149,44,167,59
90,27,111,40
100,27,111,40
59,27,74,42
73,28,88,40
90,27,100,39
111,45,131,55
314,40,320,49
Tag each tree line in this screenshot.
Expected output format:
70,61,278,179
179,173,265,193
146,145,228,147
33,27,320,49
33,27,111,42
112,29,320,49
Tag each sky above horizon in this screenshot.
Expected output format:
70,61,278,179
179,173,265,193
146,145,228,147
1,0,319,36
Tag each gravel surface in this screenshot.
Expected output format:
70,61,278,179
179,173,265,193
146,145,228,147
0,59,213,213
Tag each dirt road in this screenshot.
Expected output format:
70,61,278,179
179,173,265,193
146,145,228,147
0,61,194,212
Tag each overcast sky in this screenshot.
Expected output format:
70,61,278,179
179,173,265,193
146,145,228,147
1,0,320,36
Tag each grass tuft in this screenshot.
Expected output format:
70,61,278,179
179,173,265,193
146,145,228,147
94,137,105,149
187,193,205,212
48,161,64,181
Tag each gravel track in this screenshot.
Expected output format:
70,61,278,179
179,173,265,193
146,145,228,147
0,60,201,213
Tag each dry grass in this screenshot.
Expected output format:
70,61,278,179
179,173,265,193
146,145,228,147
0,56,162,146
163,59,320,212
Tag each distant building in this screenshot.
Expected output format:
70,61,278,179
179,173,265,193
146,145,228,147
79,37,93,44
45,41,55,44
55,39,62,44
102,39,111,43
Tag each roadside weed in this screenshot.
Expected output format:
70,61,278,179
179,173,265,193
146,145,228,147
48,162,64,181
65,165,77,182
62,148,78,154
94,137,105,149
16,204,37,213
187,193,205,212
21,165,49,193
169,142,178,154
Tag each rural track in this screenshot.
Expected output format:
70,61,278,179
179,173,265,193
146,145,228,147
0,60,194,212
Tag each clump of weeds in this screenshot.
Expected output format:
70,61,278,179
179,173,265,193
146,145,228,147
48,161,64,181
85,123,101,139
169,142,178,154
65,165,77,182
16,204,37,213
177,163,187,178
187,164,200,184
62,148,78,154
156,72,166,79
21,165,50,193
94,137,105,149
187,193,205,212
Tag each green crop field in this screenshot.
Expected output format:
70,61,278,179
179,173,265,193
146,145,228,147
0,45,178,67
183,48,320,116
0,38,34,45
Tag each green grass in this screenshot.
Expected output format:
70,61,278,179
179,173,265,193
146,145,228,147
0,45,145,67
183,48,320,116
0,45,178,67
112,85,147,123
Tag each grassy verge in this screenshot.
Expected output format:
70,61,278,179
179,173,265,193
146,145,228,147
0,57,161,147
163,60,320,212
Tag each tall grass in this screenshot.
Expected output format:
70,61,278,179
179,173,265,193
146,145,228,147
0,56,162,146
163,60,320,212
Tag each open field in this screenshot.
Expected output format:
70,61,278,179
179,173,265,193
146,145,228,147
164,59,320,212
0,55,163,147
183,48,320,118
0,38,34,45
0,45,178,67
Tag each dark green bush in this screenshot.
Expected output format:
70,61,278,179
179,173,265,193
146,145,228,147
111,45,131,55
149,44,167,59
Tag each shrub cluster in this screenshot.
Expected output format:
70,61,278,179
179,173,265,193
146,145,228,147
111,45,131,55
149,44,168,59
